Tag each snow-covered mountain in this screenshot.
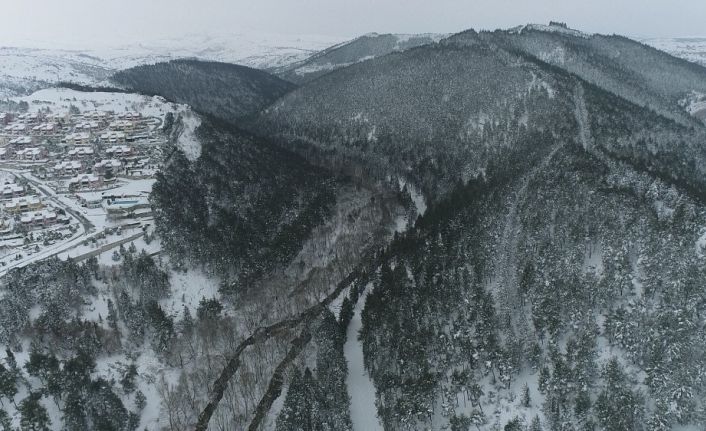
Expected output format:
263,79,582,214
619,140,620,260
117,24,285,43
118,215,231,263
276,32,448,83
0,32,345,97
641,37,706,67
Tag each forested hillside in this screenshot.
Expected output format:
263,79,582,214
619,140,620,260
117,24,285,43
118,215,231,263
255,30,706,204
112,59,296,120
275,33,443,84
471,25,706,124
250,25,706,430
153,117,339,289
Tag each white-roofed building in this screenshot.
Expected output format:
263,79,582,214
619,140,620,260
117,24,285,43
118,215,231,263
74,121,100,131
5,124,27,135
31,123,57,135
0,183,24,199
83,111,108,121
105,145,131,156
94,159,122,176
9,136,32,146
68,174,102,190
100,131,127,144
4,196,43,214
67,146,94,158
53,160,83,177
15,147,46,161
64,132,91,145
108,120,135,131
20,209,58,227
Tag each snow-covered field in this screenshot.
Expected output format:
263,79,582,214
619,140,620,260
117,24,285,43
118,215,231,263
12,87,179,119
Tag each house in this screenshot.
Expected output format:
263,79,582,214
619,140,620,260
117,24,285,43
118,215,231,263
100,131,127,144
74,121,100,131
0,113,12,125
83,111,108,121
31,123,57,135
0,148,10,160
20,209,58,227
67,146,94,158
118,112,142,121
53,160,83,177
16,113,40,124
105,145,131,157
5,124,27,135
94,159,122,176
4,196,43,214
9,136,32,146
68,174,102,190
78,193,103,209
108,120,135,131
64,132,91,146
0,183,24,199
15,147,46,161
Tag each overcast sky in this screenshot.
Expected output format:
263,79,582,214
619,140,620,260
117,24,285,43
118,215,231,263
2,0,705,47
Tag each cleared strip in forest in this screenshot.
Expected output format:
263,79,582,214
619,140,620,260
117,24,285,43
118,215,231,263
246,328,313,431
194,267,362,431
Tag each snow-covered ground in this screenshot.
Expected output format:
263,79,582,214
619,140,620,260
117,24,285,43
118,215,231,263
176,110,202,161
344,283,383,431
697,227,706,258
11,87,179,119
160,267,221,316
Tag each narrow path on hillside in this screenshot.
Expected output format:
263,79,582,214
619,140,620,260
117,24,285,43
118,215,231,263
493,140,563,339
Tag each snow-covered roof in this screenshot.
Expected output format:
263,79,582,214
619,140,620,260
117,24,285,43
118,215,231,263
69,174,100,184
95,159,122,169
4,195,41,209
67,146,94,156
54,160,82,170
100,131,126,140
9,136,32,145
15,147,42,156
105,144,131,154
20,210,57,223
65,132,91,141
0,183,23,194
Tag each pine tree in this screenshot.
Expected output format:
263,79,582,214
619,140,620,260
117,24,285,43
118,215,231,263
179,305,194,336
19,391,51,431
521,383,531,408
107,299,119,332
0,362,17,407
4,349,16,372
529,415,543,431
0,408,13,430
595,358,645,431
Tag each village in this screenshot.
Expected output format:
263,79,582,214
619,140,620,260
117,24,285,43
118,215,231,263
0,89,174,273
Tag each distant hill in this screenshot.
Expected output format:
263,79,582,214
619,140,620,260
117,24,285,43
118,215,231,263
470,24,706,123
275,33,446,83
112,59,296,121
641,37,706,67
255,28,706,201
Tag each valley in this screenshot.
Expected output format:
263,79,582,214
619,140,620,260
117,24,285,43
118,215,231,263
0,19,705,431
